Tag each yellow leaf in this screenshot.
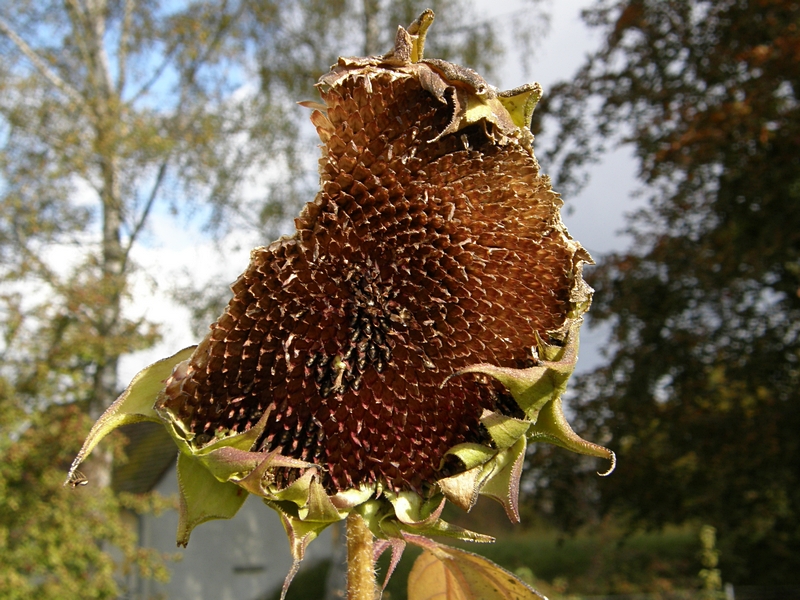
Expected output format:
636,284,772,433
407,546,545,600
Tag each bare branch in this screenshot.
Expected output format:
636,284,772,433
116,0,136,94
120,160,169,273
65,0,114,101
64,0,95,84
0,15,85,106
132,1,243,105
181,0,244,93
86,0,115,97
129,42,180,103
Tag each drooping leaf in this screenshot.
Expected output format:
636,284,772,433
175,451,249,546
527,396,616,476
407,542,545,600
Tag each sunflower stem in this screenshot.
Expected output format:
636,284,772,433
346,512,377,600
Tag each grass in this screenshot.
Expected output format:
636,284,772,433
378,522,700,599
270,520,702,599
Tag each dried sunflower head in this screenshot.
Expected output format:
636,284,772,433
69,8,613,585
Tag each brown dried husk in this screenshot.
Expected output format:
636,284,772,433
156,18,593,498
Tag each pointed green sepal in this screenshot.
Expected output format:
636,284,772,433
399,517,495,544
386,492,446,528
361,491,494,544
266,502,336,600
480,410,531,450
186,411,315,488
156,384,272,458
478,436,526,523
176,452,248,546
527,395,616,475
194,408,272,454
453,323,580,421
65,346,196,486
271,469,318,509
303,474,347,522
269,501,333,562
200,447,314,487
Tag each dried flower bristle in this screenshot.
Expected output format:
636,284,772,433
156,54,587,495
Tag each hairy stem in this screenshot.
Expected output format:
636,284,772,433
346,512,377,600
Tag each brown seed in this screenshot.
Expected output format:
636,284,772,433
158,56,587,496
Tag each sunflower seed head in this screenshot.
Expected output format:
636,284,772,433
157,32,589,496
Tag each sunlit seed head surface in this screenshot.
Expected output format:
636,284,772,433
159,62,585,495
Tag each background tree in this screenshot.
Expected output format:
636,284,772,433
0,0,517,595
527,0,800,585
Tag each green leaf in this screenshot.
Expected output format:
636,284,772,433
407,543,545,600
386,492,445,527
65,346,196,485
176,452,248,547
444,443,496,469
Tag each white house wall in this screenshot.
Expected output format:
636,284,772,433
132,461,334,600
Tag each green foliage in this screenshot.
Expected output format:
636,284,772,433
530,0,800,585
698,525,724,599
0,401,172,599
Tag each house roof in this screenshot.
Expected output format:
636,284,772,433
112,421,178,495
